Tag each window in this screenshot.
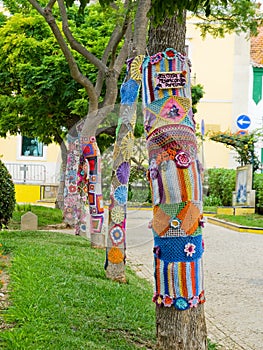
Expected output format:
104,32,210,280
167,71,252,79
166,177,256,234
21,136,43,157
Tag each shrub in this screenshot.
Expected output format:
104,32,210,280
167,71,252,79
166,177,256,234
206,168,236,206
203,194,222,207
0,159,16,228
254,173,263,213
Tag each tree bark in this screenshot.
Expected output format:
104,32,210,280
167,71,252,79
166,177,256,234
148,12,187,55
156,304,207,350
145,11,207,350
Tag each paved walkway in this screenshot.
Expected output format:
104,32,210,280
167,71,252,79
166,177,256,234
124,208,263,350
56,208,263,350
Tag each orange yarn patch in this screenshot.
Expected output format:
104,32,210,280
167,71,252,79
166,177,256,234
177,201,200,235
152,206,171,236
108,247,124,264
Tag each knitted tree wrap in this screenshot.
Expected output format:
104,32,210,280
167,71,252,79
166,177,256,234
142,49,205,310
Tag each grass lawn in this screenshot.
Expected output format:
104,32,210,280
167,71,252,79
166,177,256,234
0,230,219,350
216,214,263,227
9,204,63,230
0,231,155,349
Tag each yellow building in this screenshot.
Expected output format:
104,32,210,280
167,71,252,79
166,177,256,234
0,135,61,203
187,19,251,169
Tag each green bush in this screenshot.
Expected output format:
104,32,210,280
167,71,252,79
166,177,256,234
203,194,222,207
254,173,263,213
206,168,236,206
0,159,16,228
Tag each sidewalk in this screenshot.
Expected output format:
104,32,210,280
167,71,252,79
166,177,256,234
56,208,263,350
124,208,263,350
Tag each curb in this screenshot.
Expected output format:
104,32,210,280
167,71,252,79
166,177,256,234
206,216,263,234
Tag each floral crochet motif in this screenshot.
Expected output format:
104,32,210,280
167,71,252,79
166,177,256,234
175,150,191,168
184,243,196,257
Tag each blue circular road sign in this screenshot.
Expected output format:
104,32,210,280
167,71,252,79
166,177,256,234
236,115,251,130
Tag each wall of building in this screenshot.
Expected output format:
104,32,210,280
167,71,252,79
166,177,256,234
0,134,61,186
186,20,251,170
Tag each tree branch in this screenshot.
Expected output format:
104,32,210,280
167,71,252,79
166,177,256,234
28,0,98,112
57,0,108,73
113,20,132,75
46,0,56,10
95,4,131,96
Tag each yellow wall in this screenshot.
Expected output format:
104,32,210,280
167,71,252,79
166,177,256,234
0,134,60,163
15,184,41,203
187,19,249,169
0,135,16,161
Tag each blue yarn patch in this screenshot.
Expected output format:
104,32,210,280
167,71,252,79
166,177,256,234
154,235,203,262
120,79,140,105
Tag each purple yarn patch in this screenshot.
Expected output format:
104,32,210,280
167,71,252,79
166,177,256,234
116,162,130,184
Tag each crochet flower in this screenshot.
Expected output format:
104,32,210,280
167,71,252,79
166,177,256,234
121,132,134,161
189,296,200,308
184,243,196,257
114,185,128,205
69,184,77,193
175,150,191,168
164,48,177,59
111,206,125,225
116,162,130,185
152,294,163,307
170,217,180,229
153,246,161,258
110,225,124,245
173,297,189,311
150,52,163,65
163,295,173,307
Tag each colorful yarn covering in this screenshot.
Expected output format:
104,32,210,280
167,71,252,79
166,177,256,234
142,48,205,310
64,121,104,236
105,55,144,269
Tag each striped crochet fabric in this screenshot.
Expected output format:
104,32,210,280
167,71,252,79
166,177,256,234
142,48,205,310
64,121,104,236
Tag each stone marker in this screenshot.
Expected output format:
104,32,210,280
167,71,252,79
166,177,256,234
21,211,38,231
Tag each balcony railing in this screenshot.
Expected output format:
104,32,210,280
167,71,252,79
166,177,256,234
5,163,46,184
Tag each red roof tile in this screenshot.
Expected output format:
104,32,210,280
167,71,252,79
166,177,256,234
251,26,263,67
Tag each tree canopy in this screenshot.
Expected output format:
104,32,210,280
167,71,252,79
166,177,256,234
0,3,124,145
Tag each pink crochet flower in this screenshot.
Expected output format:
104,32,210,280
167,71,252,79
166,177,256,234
150,52,163,65
189,296,200,308
184,243,196,257
175,150,191,168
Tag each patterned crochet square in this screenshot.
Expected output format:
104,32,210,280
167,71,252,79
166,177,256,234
152,206,171,236
177,201,200,235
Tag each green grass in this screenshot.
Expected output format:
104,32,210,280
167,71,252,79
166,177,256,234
216,214,263,227
0,231,155,349
0,231,219,350
9,205,63,230
203,206,217,213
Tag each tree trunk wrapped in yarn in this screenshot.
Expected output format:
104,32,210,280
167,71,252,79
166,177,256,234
105,56,144,282
142,47,207,349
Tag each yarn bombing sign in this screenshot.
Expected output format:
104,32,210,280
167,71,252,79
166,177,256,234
155,71,187,89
